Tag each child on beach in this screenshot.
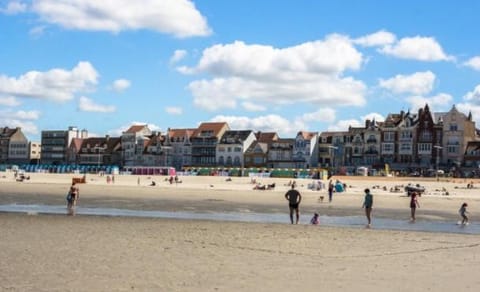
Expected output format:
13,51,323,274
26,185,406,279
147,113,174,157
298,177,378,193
310,213,320,225
410,191,420,222
459,203,469,225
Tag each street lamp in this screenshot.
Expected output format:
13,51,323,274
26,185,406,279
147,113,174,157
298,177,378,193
328,145,338,175
434,145,442,181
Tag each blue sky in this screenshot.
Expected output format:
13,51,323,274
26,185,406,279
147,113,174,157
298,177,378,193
1,0,480,141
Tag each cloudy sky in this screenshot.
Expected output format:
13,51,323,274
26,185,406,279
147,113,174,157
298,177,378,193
1,0,480,141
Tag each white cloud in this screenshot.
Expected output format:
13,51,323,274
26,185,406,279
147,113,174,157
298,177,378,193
381,36,453,61
463,84,480,105
0,61,98,102
354,30,396,47
301,108,336,123
170,50,188,64
31,0,211,37
29,25,46,37
0,109,40,135
0,1,27,15
326,112,384,132
0,110,40,120
111,79,131,92
211,114,306,137
457,103,479,124
78,96,116,113
361,112,385,122
182,35,367,111
241,101,266,112
379,71,436,95
327,119,362,131
0,96,21,106
165,106,183,115
405,93,452,111
464,56,480,71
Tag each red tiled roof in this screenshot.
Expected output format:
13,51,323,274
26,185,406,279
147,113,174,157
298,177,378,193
125,125,147,133
255,132,278,143
169,128,195,139
70,138,84,151
192,122,229,137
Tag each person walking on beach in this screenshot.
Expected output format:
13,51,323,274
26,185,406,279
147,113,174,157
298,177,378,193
459,202,469,225
285,184,302,224
363,188,373,227
410,191,420,222
67,182,79,214
328,179,334,202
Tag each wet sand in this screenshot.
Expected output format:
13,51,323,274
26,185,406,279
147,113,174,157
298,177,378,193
1,172,480,291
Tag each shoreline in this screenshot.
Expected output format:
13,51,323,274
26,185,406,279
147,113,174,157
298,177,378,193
1,171,478,223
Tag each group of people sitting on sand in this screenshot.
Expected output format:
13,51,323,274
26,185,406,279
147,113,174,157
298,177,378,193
253,182,275,190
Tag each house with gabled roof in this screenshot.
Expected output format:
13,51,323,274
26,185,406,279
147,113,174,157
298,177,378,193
191,122,230,167
293,131,318,169
318,131,347,170
216,130,256,168
166,128,195,170
268,138,295,168
140,131,167,166
67,137,85,164
77,135,122,166
244,131,278,169
0,127,29,164
244,141,269,168
121,124,152,166
441,105,477,168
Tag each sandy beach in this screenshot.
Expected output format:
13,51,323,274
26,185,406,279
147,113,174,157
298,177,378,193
1,171,480,291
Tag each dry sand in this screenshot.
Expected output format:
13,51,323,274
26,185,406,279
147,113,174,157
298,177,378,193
1,171,480,291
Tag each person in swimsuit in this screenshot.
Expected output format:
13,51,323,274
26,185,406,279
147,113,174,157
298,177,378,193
362,188,373,227
410,191,420,222
459,202,469,225
67,182,80,214
285,184,302,224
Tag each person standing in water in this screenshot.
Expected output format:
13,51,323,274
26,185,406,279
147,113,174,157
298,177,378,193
459,203,469,225
67,182,80,215
410,191,420,222
362,188,373,227
285,184,302,224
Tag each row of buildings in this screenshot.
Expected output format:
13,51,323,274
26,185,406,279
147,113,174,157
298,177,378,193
2,104,480,175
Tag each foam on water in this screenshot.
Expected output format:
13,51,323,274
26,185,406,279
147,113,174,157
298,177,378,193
0,204,478,235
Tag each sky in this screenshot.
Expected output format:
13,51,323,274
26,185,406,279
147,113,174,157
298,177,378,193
1,0,480,142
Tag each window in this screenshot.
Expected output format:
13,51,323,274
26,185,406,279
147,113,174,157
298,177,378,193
418,143,431,152
421,131,432,141
447,145,458,154
382,143,394,152
384,132,395,142
400,143,412,151
449,124,458,131
400,131,412,140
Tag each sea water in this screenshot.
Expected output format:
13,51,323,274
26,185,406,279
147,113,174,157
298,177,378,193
0,204,478,235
